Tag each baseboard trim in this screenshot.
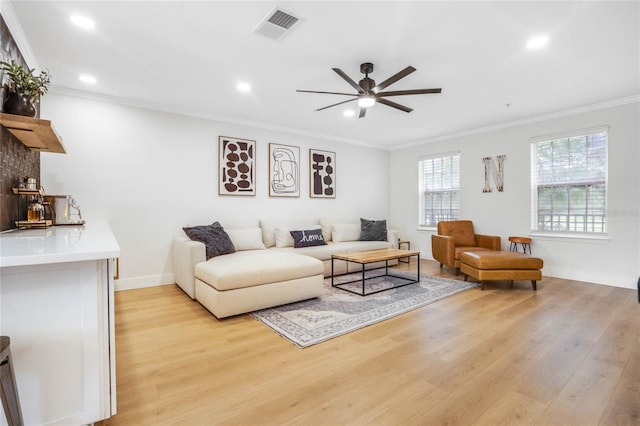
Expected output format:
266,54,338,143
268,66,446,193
115,273,175,291
113,269,636,292
542,267,636,290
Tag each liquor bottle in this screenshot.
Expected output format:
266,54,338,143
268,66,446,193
27,197,45,221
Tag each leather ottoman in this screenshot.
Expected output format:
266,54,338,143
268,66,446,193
460,251,543,291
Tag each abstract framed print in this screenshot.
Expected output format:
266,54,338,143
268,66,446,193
309,149,336,198
269,143,300,197
218,136,256,196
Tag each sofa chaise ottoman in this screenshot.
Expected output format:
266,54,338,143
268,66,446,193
195,250,324,318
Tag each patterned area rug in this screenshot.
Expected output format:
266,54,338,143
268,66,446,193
251,270,478,348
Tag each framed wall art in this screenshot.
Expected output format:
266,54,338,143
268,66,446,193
269,143,300,197
218,136,256,196
309,149,336,198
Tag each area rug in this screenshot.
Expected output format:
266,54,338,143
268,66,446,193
250,270,477,348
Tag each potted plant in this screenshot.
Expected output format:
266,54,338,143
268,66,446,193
1,60,51,117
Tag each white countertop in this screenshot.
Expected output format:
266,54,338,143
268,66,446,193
0,222,120,267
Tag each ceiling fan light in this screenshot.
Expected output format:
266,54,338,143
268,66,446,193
358,95,375,108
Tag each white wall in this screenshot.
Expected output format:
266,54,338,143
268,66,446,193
40,93,390,290
390,101,640,289
40,94,639,291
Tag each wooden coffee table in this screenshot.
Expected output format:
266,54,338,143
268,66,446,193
331,248,420,296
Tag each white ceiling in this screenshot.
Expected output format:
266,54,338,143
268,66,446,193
7,1,640,149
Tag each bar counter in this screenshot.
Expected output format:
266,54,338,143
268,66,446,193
0,222,120,425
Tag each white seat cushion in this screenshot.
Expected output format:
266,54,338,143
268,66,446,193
346,241,392,251
271,242,347,261
332,223,362,242
195,251,323,291
225,228,266,251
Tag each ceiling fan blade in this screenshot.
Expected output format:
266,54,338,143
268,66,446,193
377,88,442,97
377,97,413,113
297,90,358,96
315,98,357,111
359,107,367,118
332,68,364,93
373,66,416,93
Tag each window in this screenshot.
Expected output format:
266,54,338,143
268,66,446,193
418,152,460,228
531,127,608,234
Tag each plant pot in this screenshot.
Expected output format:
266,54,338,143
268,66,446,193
3,91,36,117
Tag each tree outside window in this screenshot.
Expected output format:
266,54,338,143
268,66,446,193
531,129,607,234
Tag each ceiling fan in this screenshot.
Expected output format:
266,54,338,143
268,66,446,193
297,62,441,118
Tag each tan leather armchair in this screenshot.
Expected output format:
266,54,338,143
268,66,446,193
431,220,501,274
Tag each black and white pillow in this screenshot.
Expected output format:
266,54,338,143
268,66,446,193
290,228,328,248
358,218,387,241
183,221,236,259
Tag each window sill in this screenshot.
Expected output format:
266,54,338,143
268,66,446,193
529,232,610,243
417,227,437,232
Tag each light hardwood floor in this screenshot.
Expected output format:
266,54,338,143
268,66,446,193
100,260,639,425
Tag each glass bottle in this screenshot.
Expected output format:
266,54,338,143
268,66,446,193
27,197,45,221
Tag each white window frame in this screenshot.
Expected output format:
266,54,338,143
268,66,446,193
530,126,608,236
418,151,460,229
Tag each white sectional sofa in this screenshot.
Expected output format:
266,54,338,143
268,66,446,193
172,217,399,318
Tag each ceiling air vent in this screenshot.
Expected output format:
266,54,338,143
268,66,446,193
253,7,301,41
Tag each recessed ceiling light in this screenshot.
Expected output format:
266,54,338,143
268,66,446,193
70,14,95,30
343,109,355,117
236,82,251,93
527,35,549,49
79,74,97,84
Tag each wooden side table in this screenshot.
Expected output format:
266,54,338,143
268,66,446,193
398,240,410,263
1,336,23,426
509,236,532,254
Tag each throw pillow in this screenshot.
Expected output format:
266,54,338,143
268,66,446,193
318,217,358,242
183,222,235,259
275,225,321,248
225,228,265,251
359,218,387,241
289,229,328,248
332,223,361,242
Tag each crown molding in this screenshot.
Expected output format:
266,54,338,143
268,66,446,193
48,86,638,153
0,0,39,69
393,95,640,151
48,85,385,151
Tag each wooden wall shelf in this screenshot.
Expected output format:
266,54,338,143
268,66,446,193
0,112,66,153
12,187,45,196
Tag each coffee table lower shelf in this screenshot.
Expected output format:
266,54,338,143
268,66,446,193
331,249,420,296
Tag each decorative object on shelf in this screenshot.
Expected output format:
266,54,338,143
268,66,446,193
3,91,35,117
24,177,37,190
268,143,300,197
309,149,335,198
1,60,50,117
218,136,256,196
27,197,45,221
12,183,52,228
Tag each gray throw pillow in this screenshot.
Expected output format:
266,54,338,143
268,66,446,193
290,228,328,248
358,218,387,241
183,221,236,259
